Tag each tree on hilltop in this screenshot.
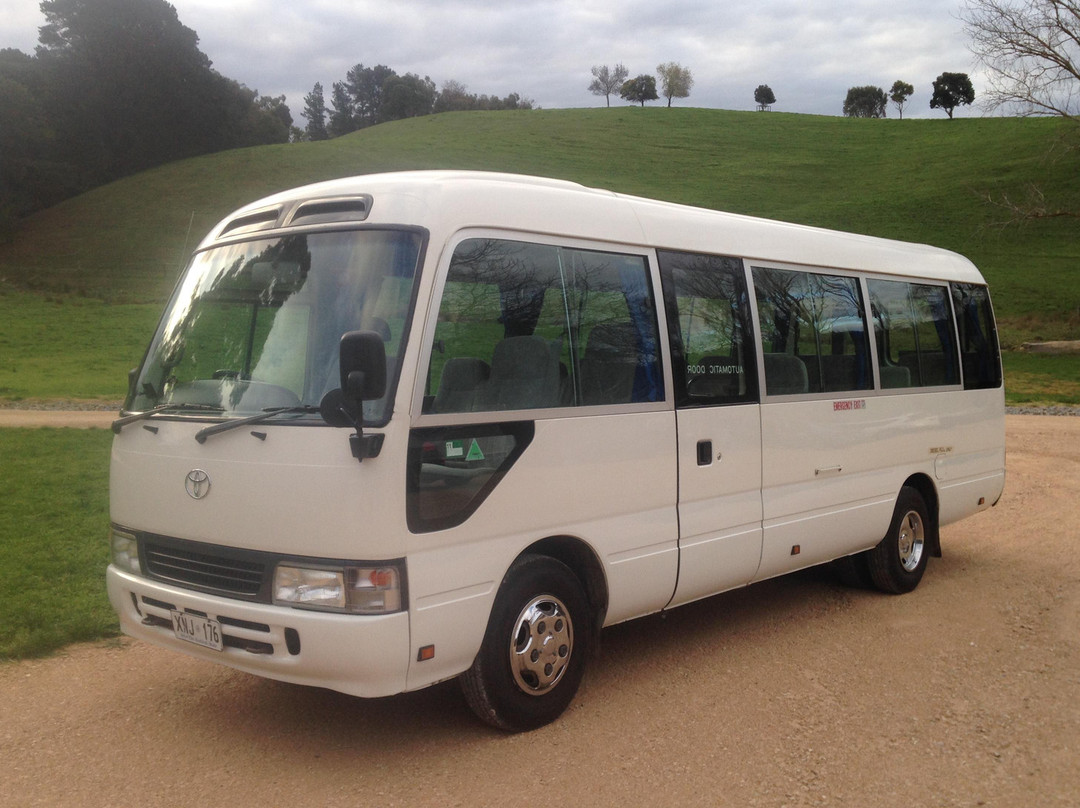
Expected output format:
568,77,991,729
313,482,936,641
754,84,776,111
843,85,888,118
380,73,437,121
302,82,329,141
930,72,975,118
656,62,693,107
589,64,628,107
620,74,658,107
890,80,914,119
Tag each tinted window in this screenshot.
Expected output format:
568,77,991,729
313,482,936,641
951,283,1002,390
753,267,871,395
658,250,757,406
423,238,664,414
868,279,960,388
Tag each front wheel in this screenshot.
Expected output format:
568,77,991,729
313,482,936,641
460,554,593,731
867,486,930,594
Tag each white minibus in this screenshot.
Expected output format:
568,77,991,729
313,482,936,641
108,171,1005,731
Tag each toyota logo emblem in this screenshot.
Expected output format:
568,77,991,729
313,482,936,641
185,469,211,500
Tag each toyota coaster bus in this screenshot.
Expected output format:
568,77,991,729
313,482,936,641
107,171,1005,731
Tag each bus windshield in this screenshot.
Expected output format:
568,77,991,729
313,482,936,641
128,229,422,424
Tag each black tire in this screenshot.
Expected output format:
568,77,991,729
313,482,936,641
867,486,930,594
460,554,592,731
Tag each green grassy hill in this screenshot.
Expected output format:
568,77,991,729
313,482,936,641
1,108,1078,403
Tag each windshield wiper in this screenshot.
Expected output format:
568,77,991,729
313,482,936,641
111,403,225,434
193,405,322,444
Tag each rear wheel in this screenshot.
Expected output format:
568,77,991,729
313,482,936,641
867,486,930,594
460,554,592,731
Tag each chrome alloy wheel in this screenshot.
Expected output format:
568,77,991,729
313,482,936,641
897,509,926,572
509,594,574,695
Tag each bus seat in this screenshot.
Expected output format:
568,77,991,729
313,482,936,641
763,353,809,395
479,336,561,410
580,323,638,405
433,357,490,413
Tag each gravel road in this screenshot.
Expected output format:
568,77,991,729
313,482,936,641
2,414,1078,807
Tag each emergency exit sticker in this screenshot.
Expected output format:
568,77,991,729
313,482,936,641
833,399,866,411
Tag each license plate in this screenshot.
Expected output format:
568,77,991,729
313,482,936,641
171,610,223,651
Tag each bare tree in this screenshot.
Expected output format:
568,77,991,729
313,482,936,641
962,0,1080,222
588,64,629,107
656,62,694,107
962,0,1080,121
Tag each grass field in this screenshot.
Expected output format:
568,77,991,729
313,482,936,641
0,428,117,659
0,290,159,402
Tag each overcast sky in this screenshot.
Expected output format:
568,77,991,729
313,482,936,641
2,0,986,121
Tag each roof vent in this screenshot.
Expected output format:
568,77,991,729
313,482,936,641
287,195,373,226
218,207,282,237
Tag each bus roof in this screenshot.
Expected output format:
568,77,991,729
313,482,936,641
198,170,986,284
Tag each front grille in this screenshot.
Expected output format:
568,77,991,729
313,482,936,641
144,540,267,599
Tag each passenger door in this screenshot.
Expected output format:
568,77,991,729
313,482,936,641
658,252,764,607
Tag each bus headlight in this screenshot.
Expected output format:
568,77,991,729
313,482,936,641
273,563,404,614
110,528,140,575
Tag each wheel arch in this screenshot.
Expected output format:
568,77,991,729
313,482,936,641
521,535,609,637
901,473,941,557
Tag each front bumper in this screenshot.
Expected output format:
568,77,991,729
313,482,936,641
107,565,411,698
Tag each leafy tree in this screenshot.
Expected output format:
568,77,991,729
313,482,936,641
435,79,473,112
346,63,396,128
962,0,1080,122
2,0,290,225
620,74,658,107
0,49,63,221
754,84,776,111
588,64,629,107
843,85,888,118
890,80,914,119
656,62,693,107
434,81,535,113
379,73,436,121
302,82,329,141
930,72,975,118
328,81,357,137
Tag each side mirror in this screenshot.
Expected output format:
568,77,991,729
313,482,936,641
339,330,387,404
321,330,387,462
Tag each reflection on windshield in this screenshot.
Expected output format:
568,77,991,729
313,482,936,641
129,230,421,424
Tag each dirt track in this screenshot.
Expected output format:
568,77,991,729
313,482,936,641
2,415,1078,807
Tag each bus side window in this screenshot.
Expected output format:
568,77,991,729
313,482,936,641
868,279,960,388
752,267,871,396
657,250,758,407
951,283,1002,390
423,238,664,414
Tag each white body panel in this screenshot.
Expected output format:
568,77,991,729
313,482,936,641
668,405,764,606
108,171,1005,701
